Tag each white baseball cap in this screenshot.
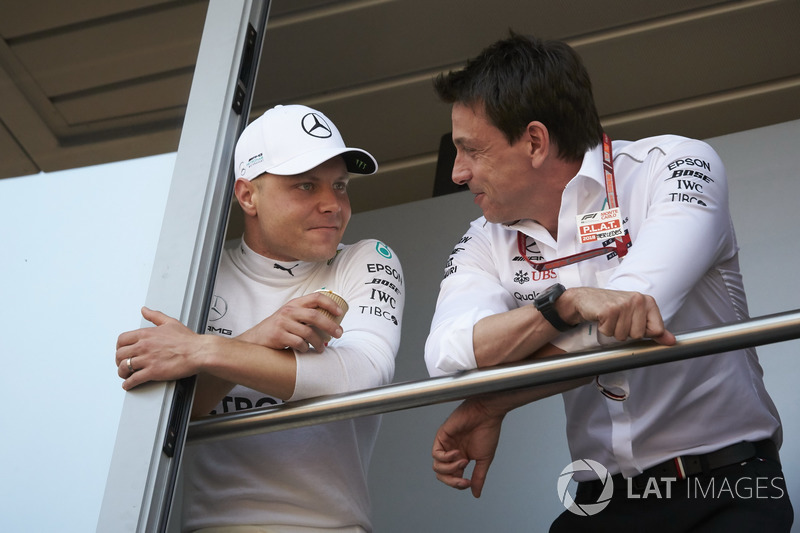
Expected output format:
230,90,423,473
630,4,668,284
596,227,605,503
234,104,377,180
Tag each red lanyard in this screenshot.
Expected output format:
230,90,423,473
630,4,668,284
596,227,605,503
516,133,631,272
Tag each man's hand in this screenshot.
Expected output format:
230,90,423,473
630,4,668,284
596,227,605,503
115,307,205,390
239,292,345,353
432,397,506,498
558,287,676,345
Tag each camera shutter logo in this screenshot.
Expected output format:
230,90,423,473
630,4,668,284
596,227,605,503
557,459,613,516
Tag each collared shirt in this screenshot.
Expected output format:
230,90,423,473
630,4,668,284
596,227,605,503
425,135,782,478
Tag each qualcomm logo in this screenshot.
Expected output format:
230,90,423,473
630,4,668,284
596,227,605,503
557,459,613,516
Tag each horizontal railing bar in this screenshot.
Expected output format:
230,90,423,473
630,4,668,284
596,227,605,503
187,309,800,444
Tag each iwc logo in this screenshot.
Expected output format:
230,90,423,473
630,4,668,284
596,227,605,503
301,112,333,138
557,459,613,516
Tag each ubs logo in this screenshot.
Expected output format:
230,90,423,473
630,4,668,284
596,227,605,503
301,113,333,138
208,295,228,321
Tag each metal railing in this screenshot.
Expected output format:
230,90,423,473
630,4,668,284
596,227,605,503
187,309,800,444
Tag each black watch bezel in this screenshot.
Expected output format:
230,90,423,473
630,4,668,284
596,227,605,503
533,283,574,332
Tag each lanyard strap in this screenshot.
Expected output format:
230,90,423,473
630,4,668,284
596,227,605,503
516,133,631,272
601,132,632,257
601,133,620,209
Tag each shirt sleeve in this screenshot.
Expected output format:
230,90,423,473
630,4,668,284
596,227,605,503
553,138,736,354
290,239,405,401
424,220,518,376
604,138,735,320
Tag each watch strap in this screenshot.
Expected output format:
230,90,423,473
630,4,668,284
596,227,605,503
534,283,574,332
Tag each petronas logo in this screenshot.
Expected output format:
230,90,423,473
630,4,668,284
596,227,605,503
375,241,392,259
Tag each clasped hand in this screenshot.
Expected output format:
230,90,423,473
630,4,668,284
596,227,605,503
237,291,345,353
564,287,676,345
115,292,345,391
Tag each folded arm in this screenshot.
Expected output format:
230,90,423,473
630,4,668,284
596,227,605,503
116,240,404,418
115,290,346,416
472,286,675,368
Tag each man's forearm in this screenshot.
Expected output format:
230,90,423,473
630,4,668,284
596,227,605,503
193,335,297,408
472,305,562,368
476,376,592,417
471,341,590,415
191,372,236,418
193,334,279,416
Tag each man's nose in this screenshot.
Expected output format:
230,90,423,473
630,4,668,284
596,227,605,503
452,152,471,185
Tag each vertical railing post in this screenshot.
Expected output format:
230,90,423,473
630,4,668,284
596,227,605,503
97,2,270,531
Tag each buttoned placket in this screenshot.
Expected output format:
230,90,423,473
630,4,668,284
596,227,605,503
560,162,642,478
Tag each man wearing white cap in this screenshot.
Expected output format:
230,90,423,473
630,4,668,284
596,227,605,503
115,104,405,532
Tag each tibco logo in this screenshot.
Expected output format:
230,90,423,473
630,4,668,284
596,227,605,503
557,459,613,516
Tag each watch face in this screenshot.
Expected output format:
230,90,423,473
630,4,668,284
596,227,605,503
535,283,572,331
537,283,564,307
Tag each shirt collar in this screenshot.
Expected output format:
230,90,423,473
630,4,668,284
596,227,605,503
567,142,606,191
508,143,606,235
234,237,317,281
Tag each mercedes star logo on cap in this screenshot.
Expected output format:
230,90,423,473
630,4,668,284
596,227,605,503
301,113,333,138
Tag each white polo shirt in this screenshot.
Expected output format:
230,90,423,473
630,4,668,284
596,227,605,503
425,135,782,478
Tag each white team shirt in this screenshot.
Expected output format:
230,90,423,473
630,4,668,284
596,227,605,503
425,135,781,478
183,237,404,532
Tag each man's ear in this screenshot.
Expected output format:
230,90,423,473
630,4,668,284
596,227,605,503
526,121,550,168
234,178,258,216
